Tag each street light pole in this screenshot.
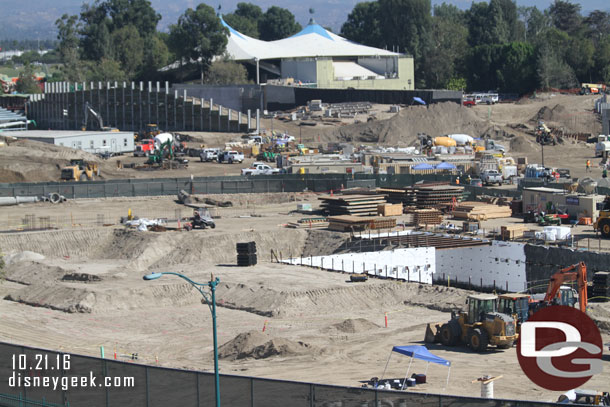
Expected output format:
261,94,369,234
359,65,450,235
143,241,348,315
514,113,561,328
143,272,221,407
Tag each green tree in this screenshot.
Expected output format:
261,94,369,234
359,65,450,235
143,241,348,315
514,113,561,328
140,34,170,79
104,0,161,37
87,58,127,81
423,10,468,88
518,6,550,43
110,25,144,78
56,14,85,82
549,0,581,33
15,64,42,94
434,3,466,23
584,10,610,45
564,35,594,81
80,3,112,61
205,57,248,84
466,0,519,47
537,45,578,89
168,3,228,83
223,3,263,38
594,35,610,83
341,2,383,47
445,77,467,91
258,6,302,41
378,0,432,87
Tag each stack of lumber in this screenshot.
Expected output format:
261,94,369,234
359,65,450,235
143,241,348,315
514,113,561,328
377,203,403,216
376,187,417,206
412,209,443,225
286,217,329,229
319,194,387,216
500,225,527,240
327,215,396,232
452,202,512,221
415,185,464,209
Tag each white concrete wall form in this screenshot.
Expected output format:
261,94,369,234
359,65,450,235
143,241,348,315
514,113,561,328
435,241,526,292
282,247,435,283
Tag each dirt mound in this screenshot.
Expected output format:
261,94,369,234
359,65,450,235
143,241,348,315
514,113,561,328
5,261,68,285
330,318,381,333
4,251,46,265
325,102,491,146
5,284,96,313
530,104,567,124
301,230,348,257
219,330,317,360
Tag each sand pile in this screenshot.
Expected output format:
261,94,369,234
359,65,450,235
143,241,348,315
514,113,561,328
5,284,96,313
530,104,566,124
3,250,45,265
326,102,493,146
4,261,68,285
301,230,349,257
218,330,317,360
330,318,380,333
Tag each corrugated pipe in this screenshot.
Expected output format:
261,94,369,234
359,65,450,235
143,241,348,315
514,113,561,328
0,196,39,206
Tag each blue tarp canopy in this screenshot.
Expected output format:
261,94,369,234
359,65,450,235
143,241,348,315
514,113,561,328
435,162,457,170
412,163,434,170
413,97,426,105
391,345,451,366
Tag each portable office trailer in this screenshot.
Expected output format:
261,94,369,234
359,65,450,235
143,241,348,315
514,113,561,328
8,130,134,154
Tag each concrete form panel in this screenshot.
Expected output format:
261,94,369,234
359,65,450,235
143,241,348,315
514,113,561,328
435,241,526,292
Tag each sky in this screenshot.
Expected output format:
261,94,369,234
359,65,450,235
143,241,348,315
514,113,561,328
2,0,609,40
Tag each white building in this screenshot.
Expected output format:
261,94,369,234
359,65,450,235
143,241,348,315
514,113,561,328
8,130,134,154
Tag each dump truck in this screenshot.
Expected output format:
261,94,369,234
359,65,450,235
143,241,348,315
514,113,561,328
61,159,100,181
425,293,518,352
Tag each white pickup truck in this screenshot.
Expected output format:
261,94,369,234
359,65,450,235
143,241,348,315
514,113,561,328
241,163,281,176
218,151,244,163
480,169,503,185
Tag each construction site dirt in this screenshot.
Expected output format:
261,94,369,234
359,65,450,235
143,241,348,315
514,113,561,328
1,196,609,403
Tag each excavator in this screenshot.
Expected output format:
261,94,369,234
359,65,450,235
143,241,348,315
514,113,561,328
533,262,588,313
81,102,118,132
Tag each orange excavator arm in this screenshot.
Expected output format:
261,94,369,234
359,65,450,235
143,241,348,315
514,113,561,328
543,262,588,313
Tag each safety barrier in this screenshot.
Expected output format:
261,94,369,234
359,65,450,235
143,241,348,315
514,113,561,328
0,174,527,200
0,341,572,407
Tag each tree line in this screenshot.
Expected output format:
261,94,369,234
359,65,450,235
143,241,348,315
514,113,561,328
341,0,610,93
5,0,609,94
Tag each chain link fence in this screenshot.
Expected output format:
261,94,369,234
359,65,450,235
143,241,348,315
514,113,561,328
0,342,575,407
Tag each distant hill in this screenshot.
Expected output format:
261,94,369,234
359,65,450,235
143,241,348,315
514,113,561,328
2,0,607,41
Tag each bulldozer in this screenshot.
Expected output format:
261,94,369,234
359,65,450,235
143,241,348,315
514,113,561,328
594,196,610,238
61,159,100,181
425,293,518,352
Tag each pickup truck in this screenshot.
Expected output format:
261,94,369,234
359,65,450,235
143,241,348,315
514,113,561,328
480,170,503,185
218,151,244,164
241,163,281,176
200,148,220,162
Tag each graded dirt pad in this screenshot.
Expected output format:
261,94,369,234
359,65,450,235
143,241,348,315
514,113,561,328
218,330,319,360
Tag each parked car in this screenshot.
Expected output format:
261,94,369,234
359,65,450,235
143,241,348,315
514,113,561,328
557,168,571,179
463,99,476,107
241,162,281,176
218,151,244,164
200,148,220,162
480,170,503,185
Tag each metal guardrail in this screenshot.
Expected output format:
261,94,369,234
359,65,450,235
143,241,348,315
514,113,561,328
0,341,576,407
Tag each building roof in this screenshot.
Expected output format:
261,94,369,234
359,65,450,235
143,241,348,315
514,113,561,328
222,17,399,61
8,130,133,139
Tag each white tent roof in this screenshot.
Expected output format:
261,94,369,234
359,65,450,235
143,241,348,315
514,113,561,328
222,18,398,61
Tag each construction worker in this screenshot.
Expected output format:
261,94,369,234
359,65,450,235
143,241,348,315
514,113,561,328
586,159,591,172
603,168,608,178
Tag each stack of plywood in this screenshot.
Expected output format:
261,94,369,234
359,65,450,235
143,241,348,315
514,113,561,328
377,203,403,216
452,202,512,221
286,217,329,229
415,185,464,209
412,209,443,225
327,215,396,232
500,225,527,240
376,187,417,206
319,195,387,216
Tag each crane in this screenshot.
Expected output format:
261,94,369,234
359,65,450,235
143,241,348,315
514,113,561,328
542,262,588,313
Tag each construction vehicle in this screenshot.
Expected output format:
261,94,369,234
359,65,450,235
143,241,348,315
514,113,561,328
61,159,100,181
183,208,216,230
594,196,610,238
580,83,606,95
425,293,518,352
136,124,161,141
558,389,610,405
81,102,118,131
533,262,588,313
497,293,531,332
535,121,556,145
